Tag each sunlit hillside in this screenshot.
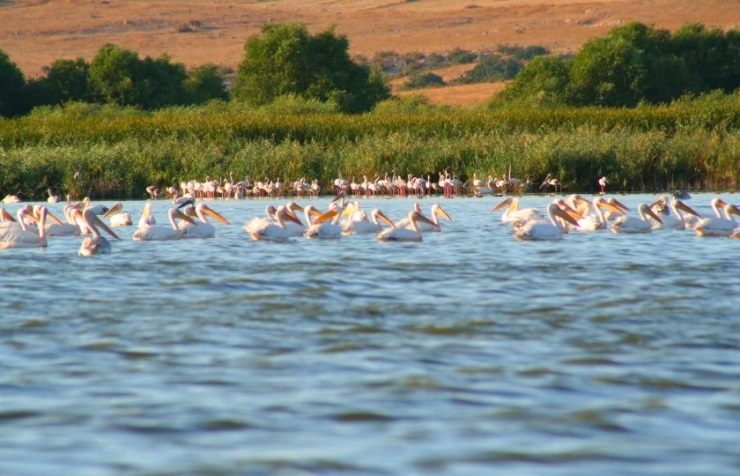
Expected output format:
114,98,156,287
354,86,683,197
2,0,738,106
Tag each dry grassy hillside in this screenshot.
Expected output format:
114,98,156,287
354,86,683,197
2,0,738,106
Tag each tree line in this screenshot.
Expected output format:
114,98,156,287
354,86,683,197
2,21,740,118
497,22,740,107
0,22,391,118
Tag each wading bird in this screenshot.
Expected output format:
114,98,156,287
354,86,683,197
77,208,121,256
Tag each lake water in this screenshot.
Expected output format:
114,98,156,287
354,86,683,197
1,193,739,475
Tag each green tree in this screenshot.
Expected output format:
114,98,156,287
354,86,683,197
136,54,188,109
232,22,390,113
454,54,523,84
496,55,571,106
89,44,142,106
89,44,189,109
0,49,29,117
672,23,740,94
568,22,686,106
36,57,94,106
184,64,228,104
402,72,445,90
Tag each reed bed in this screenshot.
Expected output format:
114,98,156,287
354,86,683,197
1,98,738,200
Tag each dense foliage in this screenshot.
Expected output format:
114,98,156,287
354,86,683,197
232,22,391,113
0,50,30,117
1,94,738,200
499,22,740,107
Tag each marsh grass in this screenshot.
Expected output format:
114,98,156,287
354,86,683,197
1,96,738,199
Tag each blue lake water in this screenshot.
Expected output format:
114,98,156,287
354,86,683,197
1,193,739,475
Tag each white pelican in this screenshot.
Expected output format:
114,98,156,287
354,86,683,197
80,197,110,216
572,196,625,231
249,205,303,242
35,205,78,237
136,202,158,227
695,198,739,237
610,203,663,234
102,202,133,227
513,202,581,241
396,203,452,233
648,196,701,230
282,201,311,236
133,207,196,241
342,207,395,236
243,205,278,235
304,202,352,239
377,210,437,242
602,197,631,221
0,206,48,249
492,197,544,225
2,194,21,204
76,208,121,256
181,202,231,239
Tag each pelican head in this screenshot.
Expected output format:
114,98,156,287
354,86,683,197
432,204,452,222
594,196,625,216
103,202,124,219
372,209,396,228
492,197,514,212
673,199,701,218
639,203,663,224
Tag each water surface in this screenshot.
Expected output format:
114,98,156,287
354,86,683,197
1,193,739,475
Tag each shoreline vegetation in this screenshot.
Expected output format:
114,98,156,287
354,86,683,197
2,20,740,201
1,95,739,201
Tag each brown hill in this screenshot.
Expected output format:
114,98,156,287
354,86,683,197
2,0,738,106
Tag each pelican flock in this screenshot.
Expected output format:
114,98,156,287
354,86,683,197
0,190,738,257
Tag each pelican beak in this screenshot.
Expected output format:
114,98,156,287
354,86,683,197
1,208,16,222
573,195,591,208
331,191,346,202
416,213,438,228
675,200,701,217
314,209,338,224
597,200,625,216
94,215,121,240
203,206,231,225
727,204,740,217
553,206,580,227
376,210,396,228
283,210,304,225
23,213,40,223
610,198,631,212
173,209,197,225
45,211,65,225
103,202,123,219
435,206,452,222
556,200,583,221
185,206,198,217
492,197,512,212
644,206,663,224
340,206,354,218
288,202,304,213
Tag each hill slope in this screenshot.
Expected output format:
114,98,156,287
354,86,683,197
2,0,737,106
